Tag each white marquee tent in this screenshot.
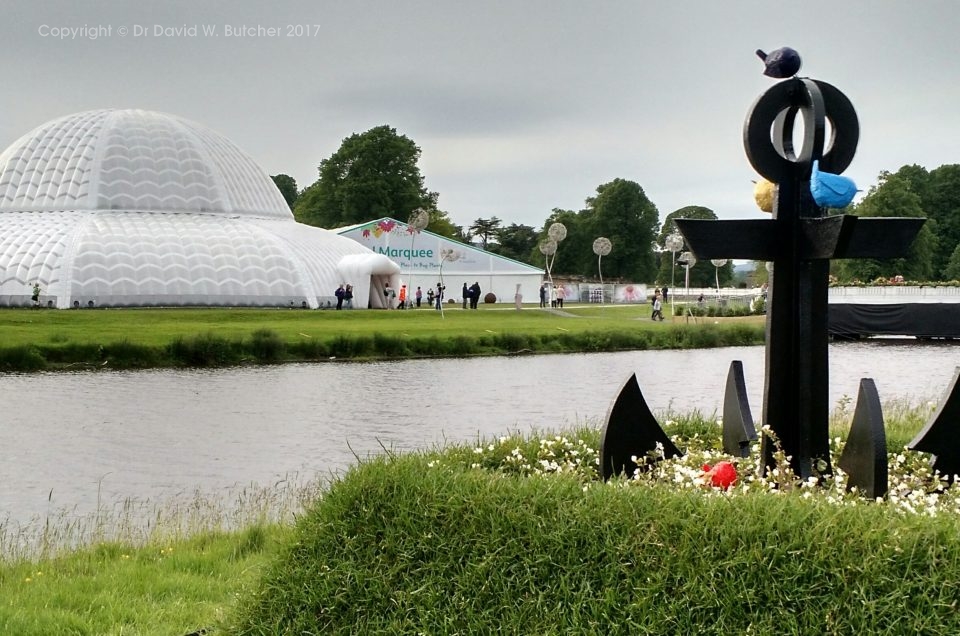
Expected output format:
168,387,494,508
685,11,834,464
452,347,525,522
0,109,401,309
337,218,545,305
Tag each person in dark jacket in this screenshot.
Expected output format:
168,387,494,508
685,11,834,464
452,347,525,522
335,284,345,310
469,282,481,309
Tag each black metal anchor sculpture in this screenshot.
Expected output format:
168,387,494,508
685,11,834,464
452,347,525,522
600,71,926,486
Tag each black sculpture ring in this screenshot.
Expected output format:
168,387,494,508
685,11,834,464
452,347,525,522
743,78,859,183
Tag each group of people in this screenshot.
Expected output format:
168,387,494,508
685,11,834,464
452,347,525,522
461,282,482,309
334,280,485,310
333,284,354,310
538,283,566,309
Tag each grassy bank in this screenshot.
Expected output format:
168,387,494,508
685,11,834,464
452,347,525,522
230,459,960,635
3,406,955,635
228,416,959,635
0,305,765,371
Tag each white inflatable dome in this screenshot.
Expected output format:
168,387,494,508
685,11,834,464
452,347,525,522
0,109,399,309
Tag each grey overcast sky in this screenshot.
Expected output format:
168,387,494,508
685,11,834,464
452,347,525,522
3,1,958,229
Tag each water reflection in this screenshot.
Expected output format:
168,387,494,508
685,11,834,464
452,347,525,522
1,341,957,525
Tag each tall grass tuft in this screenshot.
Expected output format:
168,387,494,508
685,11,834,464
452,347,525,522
37,342,102,366
248,328,286,363
0,345,46,371
327,334,374,358
100,339,160,369
1,476,324,564
167,332,241,367
372,333,411,357
290,337,330,360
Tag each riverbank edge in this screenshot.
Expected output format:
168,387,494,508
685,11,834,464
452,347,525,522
0,322,766,373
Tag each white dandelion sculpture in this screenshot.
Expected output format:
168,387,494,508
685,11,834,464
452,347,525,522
680,251,697,302
438,248,461,318
710,258,728,298
406,208,430,306
538,238,557,288
664,232,684,312
541,222,567,289
592,237,612,304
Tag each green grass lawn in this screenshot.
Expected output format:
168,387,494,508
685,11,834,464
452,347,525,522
0,525,290,636
0,304,766,371
0,303,741,347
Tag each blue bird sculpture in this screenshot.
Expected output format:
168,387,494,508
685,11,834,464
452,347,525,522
810,160,858,208
756,47,802,78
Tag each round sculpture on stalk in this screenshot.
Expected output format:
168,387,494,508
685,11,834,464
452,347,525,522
665,232,684,311
665,232,684,254
539,238,558,290
437,248,460,318
406,208,430,305
711,258,728,298
593,237,612,303
538,239,557,257
544,222,567,289
407,208,429,232
679,251,696,302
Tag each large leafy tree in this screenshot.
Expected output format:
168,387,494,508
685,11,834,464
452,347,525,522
654,206,732,288
294,125,436,228
469,217,502,250
835,171,937,282
945,243,960,280
425,209,462,241
490,223,538,264
533,209,589,276
531,180,660,280
580,179,661,281
270,174,299,210
924,164,960,277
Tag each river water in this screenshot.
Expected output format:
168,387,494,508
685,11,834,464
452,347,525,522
1,341,958,526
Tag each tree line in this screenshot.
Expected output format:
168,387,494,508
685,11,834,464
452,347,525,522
271,125,960,286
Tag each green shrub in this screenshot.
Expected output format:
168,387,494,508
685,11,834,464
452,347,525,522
686,299,761,318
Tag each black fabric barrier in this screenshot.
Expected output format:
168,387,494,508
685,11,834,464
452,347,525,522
828,303,960,338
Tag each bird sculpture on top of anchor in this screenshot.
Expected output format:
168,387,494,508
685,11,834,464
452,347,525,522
756,46,802,78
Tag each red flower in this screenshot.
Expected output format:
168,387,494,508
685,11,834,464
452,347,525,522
702,461,737,490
